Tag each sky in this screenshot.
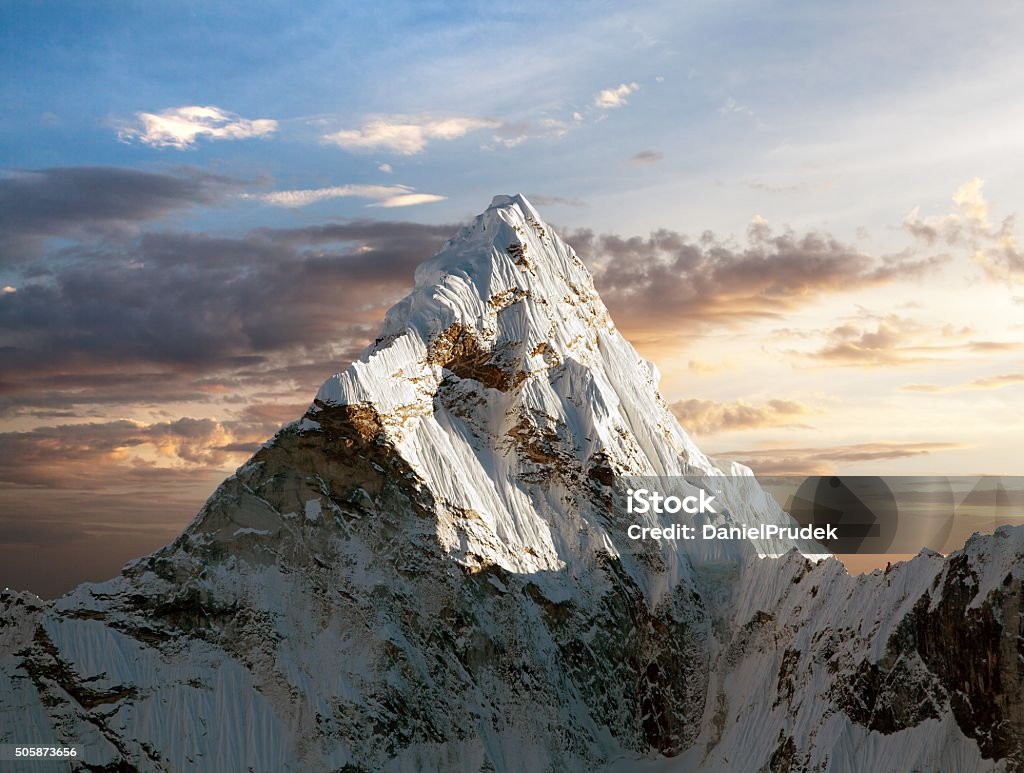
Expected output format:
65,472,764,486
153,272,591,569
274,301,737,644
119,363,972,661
2,0,1023,596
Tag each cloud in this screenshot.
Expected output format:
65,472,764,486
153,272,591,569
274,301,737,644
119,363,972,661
476,116,584,151
117,105,278,149
904,178,1024,278
526,194,586,208
373,192,448,208
972,372,1024,387
0,166,247,263
670,398,814,435
594,82,639,109
568,219,947,337
324,115,499,155
799,313,1022,368
378,163,393,174
809,315,924,366
717,441,967,476
902,372,1024,393
719,97,754,117
247,184,445,208
0,418,247,488
629,150,663,164
0,217,456,417
744,179,808,194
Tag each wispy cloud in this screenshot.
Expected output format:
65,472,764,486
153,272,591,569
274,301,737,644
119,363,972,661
117,105,277,149
246,184,445,208
670,398,815,435
718,441,968,476
719,97,754,118
902,372,1024,393
798,313,1022,368
480,116,580,150
323,115,499,155
373,192,447,208
629,150,663,164
594,82,639,109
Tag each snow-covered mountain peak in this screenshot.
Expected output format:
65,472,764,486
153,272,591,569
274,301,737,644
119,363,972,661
379,192,609,361
310,195,820,575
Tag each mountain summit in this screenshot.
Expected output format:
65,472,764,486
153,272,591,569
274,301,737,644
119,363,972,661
313,193,814,576
2,196,1022,772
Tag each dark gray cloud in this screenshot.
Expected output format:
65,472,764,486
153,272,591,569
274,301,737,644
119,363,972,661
0,217,456,414
0,191,958,421
568,222,948,336
0,166,248,263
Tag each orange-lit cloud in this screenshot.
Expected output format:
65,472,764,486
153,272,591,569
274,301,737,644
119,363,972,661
902,372,1024,393
670,398,815,435
794,313,1022,368
0,418,257,488
717,441,969,476
904,178,1024,279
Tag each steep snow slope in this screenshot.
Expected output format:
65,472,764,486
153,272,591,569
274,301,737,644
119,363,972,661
315,194,819,578
0,195,1021,772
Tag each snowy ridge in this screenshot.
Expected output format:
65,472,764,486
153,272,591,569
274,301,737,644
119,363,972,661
669,526,1024,771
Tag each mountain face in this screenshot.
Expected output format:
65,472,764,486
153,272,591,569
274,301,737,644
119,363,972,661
2,195,1022,772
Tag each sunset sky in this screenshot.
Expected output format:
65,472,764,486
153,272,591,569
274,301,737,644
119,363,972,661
2,0,1023,596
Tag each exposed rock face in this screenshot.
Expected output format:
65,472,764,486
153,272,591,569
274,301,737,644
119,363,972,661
1,195,1021,772
683,536,1024,773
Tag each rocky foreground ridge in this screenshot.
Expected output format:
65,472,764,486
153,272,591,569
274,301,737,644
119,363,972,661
1,195,1022,772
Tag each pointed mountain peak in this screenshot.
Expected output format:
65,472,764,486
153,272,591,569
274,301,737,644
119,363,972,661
411,191,591,299
308,195,817,573
319,194,614,409
488,192,538,212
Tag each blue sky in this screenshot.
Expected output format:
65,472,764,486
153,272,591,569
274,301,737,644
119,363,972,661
5,0,1021,238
